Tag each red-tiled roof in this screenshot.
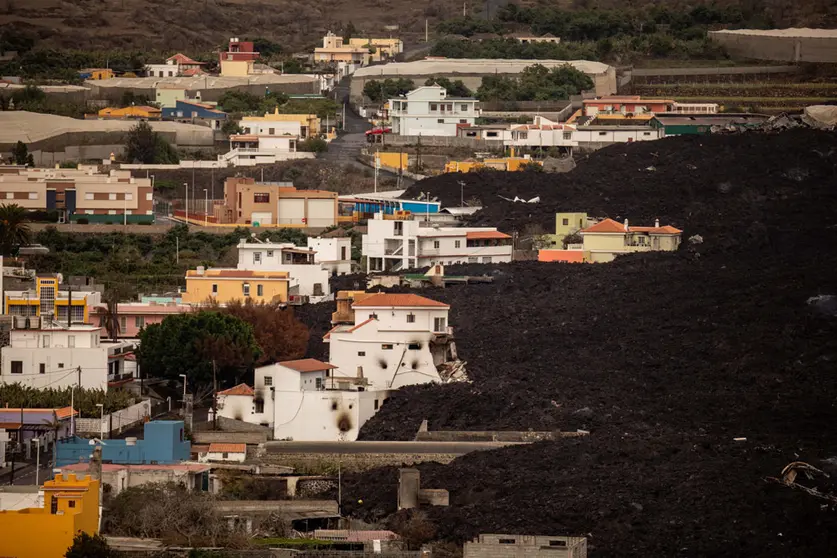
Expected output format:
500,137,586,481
538,250,585,263
581,218,681,235
55,406,78,420
181,68,205,77
466,230,512,240
208,443,247,453
348,317,376,332
217,383,254,396
167,53,205,65
279,358,337,373
351,293,449,309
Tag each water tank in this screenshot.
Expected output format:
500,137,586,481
29,316,41,329
13,316,26,328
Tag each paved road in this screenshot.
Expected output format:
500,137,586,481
264,440,524,454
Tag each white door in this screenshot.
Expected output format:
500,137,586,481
251,212,273,226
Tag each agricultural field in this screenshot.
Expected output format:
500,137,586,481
633,82,837,113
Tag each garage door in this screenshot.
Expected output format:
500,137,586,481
307,199,335,227
251,212,273,226
277,198,305,225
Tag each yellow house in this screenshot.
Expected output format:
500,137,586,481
182,268,290,304
98,105,162,120
375,151,408,171
347,37,404,61
0,473,100,558
555,212,589,243
242,109,322,138
80,68,114,80
444,156,541,173
4,276,96,323
580,218,682,263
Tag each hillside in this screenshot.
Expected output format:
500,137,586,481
295,129,837,556
1,0,830,55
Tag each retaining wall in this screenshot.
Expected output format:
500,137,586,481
75,400,152,437
261,453,460,474
415,430,585,442
709,32,837,63
382,135,505,148
192,431,268,445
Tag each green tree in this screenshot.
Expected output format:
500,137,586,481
424,77,472,97
343,21,357,42
12,141,29,165
363,78,415,103
137,312,261,395
124,121,178,164
299,137,328,153
476,63,593,101
65,532,119,558
252,37,283,58
0,203,31,255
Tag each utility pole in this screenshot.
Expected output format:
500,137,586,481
66,283,72,327
175,236,180,264
425,19,428,43
212,360,218,430
35,438,40,486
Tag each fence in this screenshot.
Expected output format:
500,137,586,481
74,399,152,438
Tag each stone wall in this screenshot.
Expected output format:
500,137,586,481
192,431,268,445
709,31,837,63
260,453,460,474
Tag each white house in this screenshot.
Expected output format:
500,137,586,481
508,116,578,151
307,236,353,275
215,358,388,442
199,443,247,463
325,293,453,390
145,53,205,78
222,119,305,166
236,240,331,302
389,86,479,137
572,125,663,144
362,213,513,273
0,324,136,391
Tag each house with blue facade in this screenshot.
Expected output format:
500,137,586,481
162,100,228,131
56,420,190,467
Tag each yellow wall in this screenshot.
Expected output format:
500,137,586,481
375,152,408,170
555,212,588,238
347,38,403,60
444,158,541,173
582,232,681,262
86,69,114,80
182,272,289,304
0,473,99,558
220,60,253,77
98,106,160,118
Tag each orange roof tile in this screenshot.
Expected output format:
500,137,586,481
208,443,247,453
167,53,204,65
186,269,288,279
279,358,337,372
217,383,254,396
581,218,682,235
538,250,585,263
351,293,449,309
466,230,512,240
55,406,79,420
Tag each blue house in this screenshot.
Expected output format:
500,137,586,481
162,100,227,130
56,420,190,467
340,194,440,217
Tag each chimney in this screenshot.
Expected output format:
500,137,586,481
356,366,364,379
655,218,660,228
624,219,629,231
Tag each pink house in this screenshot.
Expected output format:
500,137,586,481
92,302,192,338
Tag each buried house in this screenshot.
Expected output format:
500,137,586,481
214,293,461,441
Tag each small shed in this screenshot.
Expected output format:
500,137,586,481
200,443,247,463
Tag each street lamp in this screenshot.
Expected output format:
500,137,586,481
203,188,208,227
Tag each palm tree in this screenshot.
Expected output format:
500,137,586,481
101,290,121,340
0,204,31,256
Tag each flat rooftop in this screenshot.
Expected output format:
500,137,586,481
354,58,612,77
710,28,837,38
0,111,212,146
90,74,318,90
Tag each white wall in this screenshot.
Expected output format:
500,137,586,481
273,389,389,441
0,490,41,511
308,237,351,264
353,306,448,333
328,324,442,390
203,451,246,463
574,128,663,143
0,346,109,390
258,136,296,152
242,121,301,136
217,393,266,425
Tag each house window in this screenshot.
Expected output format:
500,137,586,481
212,284,218,294
257,284,264,296
406,313,415,323
433,240,440,249
562,218,569,226
459,119,467,124
126,193,134,201
266,250,274,257
549,541,567,547
430,103,437,111
482,256,492,263
454,240,460,248
374,399,379,410
437,119,444,124
598,131,607,136
109,193,117,200
135,316,144,328
120,316,127,331
50,498,58,514
85,193,94,200
315,377,323,389
382,344,393,350
58,363,64,368
487,132,498,137
146,193,153,201
468,257,477,263
268,128,275,135
68,500,76,508
499,539,515,545
43,335,51,348
28,192,37,200
644,132,651,136
68,335,75,348
408,343,420,350
39,363,46,374
243,283,251,296
254,193,270,203
222,452,229,459
358,351,366,357
460,104,468,111
264,376,273,386
563,132,572,140
253,252,262,263
434,317,446,332
369,313,378,319
11,361,22,374
254,400,264,413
